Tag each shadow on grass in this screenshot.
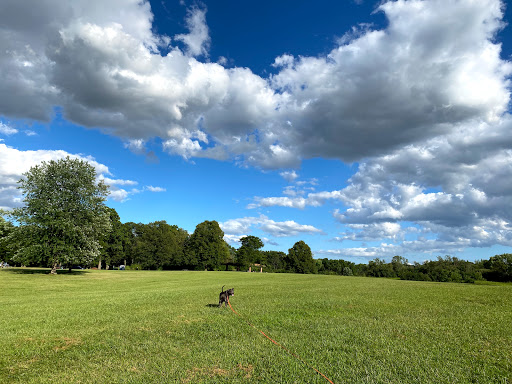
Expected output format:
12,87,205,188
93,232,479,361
206,304,220,308
2,268,88,275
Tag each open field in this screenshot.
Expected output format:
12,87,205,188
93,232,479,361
0,269,511,383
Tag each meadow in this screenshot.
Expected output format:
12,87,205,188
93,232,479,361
0,269,511,383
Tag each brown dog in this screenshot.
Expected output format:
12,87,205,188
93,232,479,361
218,285,234,307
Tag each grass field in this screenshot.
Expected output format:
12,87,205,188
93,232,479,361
0,269,511,383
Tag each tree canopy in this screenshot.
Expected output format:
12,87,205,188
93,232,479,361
8,157,110,273
286,240,317,274
236,235,264,270
132,220,188,270
184,220,229,270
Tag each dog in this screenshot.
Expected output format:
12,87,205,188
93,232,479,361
219,285,234,307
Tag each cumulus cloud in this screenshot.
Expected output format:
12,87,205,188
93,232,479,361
334,222,403,242
328,116,512,255
220,214,323,243
0,143,164,207
1,0,508,169
318,238,472,260
248,115,512,256
249,189,343,209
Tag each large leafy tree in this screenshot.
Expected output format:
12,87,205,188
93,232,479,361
286,240,317,274
8,157,110,274
236,235,264,270
184,220,229,270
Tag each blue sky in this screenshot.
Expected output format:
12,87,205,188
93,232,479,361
1,0,512,263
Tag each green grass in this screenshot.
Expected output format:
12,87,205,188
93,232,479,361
1,269,511,383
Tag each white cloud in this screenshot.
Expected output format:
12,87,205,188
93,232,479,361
108,189,131,202
174,6,210,57
249,189,343,209
2,0,508,169
260,218,324,238
100,177,138,186
280,170,299,183
334,222,403,242
0,143,157,208
0,123,18,135
124,139,146,154
144,185,166,192
220,214,323,242
327,116,512,256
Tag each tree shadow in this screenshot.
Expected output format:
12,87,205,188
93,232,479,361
2,268,88,275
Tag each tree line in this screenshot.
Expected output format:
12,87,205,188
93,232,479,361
1,209,318,273
0,157,511,283
317,255,512,283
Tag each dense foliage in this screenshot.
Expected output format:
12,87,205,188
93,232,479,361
6,157,110,273
285,240,317,274
236,235,264,270
480,254,512,282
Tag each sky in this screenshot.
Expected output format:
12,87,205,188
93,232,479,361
1,0,512,264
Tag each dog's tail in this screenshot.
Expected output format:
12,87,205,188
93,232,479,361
221,285,225,293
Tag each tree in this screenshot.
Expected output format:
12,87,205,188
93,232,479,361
286,241,317,274
367,258,394,278
98,207,125,269
8,157,110,274
236,235,264,270
121,222,140,266
132,221,188,270
482,254,512,282
184,220,229,270
0,215,15,263
391,255,409,278
264,250,287,271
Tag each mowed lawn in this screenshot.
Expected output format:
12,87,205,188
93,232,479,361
0,270,511,383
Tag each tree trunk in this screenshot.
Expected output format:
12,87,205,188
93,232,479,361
50,262,58,275
98,257,102,270
106,264,110,270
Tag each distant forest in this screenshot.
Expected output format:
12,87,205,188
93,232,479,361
1,209,511,283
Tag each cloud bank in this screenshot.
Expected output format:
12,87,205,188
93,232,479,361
1,0,509,168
